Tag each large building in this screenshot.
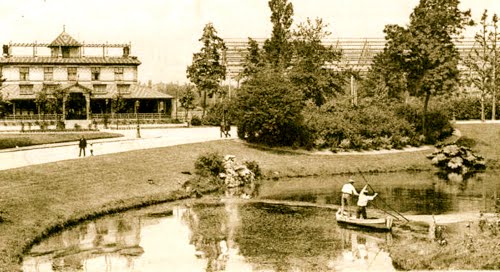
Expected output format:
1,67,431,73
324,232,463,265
0,30,173,122
224,37,478,83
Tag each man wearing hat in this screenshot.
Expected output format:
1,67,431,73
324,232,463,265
356,185,378,219
341,177,359,216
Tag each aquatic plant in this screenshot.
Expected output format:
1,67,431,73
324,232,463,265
427,143,486,182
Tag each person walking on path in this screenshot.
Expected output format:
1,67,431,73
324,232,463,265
341,178,359,216
78,136,87,157
356,185,378,219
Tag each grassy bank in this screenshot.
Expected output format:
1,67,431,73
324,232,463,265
0,132,123,149
0,139,431,271
388,123,500,270
0,123,497,271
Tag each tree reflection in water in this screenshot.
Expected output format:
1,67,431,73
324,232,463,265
23,202,396,271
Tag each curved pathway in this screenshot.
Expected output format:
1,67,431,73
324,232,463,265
0,126,237,171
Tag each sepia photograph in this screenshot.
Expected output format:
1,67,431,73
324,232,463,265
0,0,500,271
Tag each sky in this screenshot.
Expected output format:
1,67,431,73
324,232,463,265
1,0,500,84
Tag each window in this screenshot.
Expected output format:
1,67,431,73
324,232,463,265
19,67,29,81
117,84,130,94
93,84,107,94
114,67,124,81
67,67,77,81
91,67,101,81
44,67,53,81
62,47,70,58
19,84,34,95
43,84,58,93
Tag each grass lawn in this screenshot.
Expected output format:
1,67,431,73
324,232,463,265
0,123,497,270
0,132,123,149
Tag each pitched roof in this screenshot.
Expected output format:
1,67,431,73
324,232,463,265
0,56,141,65
49,31,81,47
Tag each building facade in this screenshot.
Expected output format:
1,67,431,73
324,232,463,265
0,31,173,121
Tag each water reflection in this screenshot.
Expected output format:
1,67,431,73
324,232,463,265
263,171,500,214
23,201,395,272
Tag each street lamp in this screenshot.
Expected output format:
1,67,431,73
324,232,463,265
135,100,140,138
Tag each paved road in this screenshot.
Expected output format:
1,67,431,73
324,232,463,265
0,126,237,171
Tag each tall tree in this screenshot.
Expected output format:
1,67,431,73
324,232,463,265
186,23,227,117
361,25,410,101
464,10,494,122
240,38,265,80
491,14,499,120
383,0,472,137
290,18,343,106
263,0,294,69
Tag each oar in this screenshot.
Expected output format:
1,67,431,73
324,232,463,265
357,169,410,222
366,195,400,220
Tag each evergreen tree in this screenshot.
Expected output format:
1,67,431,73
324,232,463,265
187,23,227,117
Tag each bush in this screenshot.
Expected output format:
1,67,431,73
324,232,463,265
243,160,262,179
427,144,486,181
204,101,237,126
194,152,224,177
190,115,202,126
235,69,307,147
395,103,452,144
56,120,65,130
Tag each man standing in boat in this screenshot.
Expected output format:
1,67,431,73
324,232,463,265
341,178,359,216
356,185,378,219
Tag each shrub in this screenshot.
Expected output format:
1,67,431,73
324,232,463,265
427,144,486,181
194,152,224,177
244,160,262,179
235,69,307,147
74,123,81,130
190,115,202,126
56,120,65,130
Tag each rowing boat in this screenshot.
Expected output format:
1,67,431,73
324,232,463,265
335,209,393,231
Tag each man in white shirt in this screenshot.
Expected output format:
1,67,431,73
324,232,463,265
356,185,378,219
341,178,359,216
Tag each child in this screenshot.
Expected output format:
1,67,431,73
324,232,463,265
90,143,94,156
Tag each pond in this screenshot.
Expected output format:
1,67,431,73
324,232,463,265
23,201,394,272
260,171,500,215
22,170,500,271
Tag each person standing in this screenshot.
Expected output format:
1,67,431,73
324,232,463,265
356,185,378,219
78,136,87,157
341,178,359,215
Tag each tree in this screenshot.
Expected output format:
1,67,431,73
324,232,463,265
240,38,265,80
186,23,227,117
361,26,410,101
179,86,196,123
464,10,494,122
381,0,472,138
262,0,294,69
235,68,306,147
290,18,344,106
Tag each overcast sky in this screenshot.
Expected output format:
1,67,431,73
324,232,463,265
1,0,500,83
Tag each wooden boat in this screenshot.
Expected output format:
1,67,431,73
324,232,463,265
335,209,393,232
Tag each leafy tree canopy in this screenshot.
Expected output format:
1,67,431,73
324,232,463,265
186,23,227,96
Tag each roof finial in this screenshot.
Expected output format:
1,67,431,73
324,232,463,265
63,24,66,32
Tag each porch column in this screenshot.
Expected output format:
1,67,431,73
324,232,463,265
12,101,16,115
85,93,91,120
62,96,66,120
172,98,176,119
